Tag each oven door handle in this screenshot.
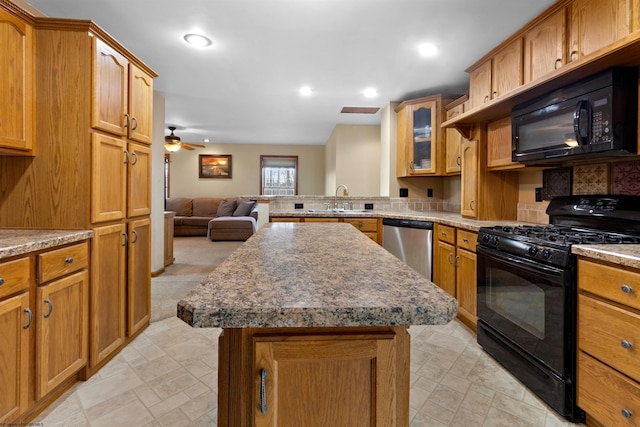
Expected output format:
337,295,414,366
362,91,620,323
477,246,566,280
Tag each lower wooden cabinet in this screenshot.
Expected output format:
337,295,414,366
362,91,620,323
219,326,410,426
270,216,382,244
127,218,151,336
433,224,478,330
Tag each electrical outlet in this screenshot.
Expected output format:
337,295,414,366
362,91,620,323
364,203,374,210
294,203,303,209
535,188,543,202
427,188,433,198
399,188,408,197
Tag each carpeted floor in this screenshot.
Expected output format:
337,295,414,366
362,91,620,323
150,236,243,322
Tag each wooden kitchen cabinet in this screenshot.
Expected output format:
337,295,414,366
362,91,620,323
467,38,523,110
270,216,382,244
219,326,409,426
433,225,478,330
91,133,127,224
568,0,640,62
487,117,523,171
444,96,468,175
524,8,567,83
461,139,478,218
577,257,640,427
127,142,151,218
127,218,151,337
92,38,154,144
395,94,458,177
0,7,34,155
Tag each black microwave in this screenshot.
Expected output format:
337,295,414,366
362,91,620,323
512,67,638,164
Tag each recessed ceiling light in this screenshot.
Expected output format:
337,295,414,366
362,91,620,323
363,88,378,98
184,33,213,47
299,86,313,96
418,42,438,57
203,138,210,143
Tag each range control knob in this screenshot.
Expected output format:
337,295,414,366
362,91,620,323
489,236,499,246
528,246,538,257
542,249,552,260
481,234,491,244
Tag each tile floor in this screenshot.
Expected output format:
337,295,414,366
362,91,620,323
34,238,587,427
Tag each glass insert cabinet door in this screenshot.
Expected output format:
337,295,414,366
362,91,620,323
412,105,434,172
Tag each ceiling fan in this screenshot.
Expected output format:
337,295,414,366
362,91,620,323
164,126,206,152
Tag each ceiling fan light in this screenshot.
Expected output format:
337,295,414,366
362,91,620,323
164,142,181,152
184,33,212,47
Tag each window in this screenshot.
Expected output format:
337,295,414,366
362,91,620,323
260,155,298,195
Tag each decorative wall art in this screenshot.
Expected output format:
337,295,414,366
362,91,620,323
199,155,232,178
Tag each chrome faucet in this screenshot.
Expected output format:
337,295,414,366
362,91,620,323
334,184,349,209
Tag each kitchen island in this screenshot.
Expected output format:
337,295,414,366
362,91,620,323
178,222,457,426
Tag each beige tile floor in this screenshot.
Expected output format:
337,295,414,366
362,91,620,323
35,238,586,427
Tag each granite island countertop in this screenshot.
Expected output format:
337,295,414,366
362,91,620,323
0,229,93,260
178,222,458,329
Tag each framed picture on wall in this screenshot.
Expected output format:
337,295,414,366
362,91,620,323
199,154,232,178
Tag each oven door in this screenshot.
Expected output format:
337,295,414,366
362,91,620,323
477,245,573,376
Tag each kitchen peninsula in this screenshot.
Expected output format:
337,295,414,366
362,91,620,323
178,222,457,426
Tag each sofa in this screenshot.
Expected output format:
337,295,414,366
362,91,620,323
165,197,258,240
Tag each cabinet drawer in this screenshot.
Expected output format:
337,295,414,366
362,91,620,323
270,217,301,222
578,351,640,427
304,217,339,223
37,241,89,284
578,294,640,383
456,230,477,252
578,259,640,311
344,218,378,232
436,224,456,244
0,257,32,299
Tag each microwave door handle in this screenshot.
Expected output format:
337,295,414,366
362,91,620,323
573,100,590,145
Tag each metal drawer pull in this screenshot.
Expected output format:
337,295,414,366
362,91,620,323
65,257,74,264
44,299,53,318
260,369,268,414
621,284,633,293
23,308,33,329
621,340,633,349
0,278,4,286
463,238,469,243
622,408,633,419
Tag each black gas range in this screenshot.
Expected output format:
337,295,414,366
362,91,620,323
476,195,640,423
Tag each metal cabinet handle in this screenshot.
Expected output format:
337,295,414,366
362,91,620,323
463,238,469,243
470,200,475,211
554,58,562,69
131,229,138,244
0,278,4,286
621,340,633,349
260,369,268,414
131,151,138,165
622,408,633,419
441,231,447,236
23,308,33,329
124,149,130,164
484,95,489,103
65,257,74,264
131,116,138,131
621,284,633,293
570,50,579,61
456,156,461,166
409,161,414,172
447,253,453,264
122,232,128,247
44,299,53,318
124,113,131,128
455,255,460,267
492,91,497,99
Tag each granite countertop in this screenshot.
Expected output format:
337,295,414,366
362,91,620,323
0,229,93,260
178,222,458,329
269,209,524,232
573,244,640,269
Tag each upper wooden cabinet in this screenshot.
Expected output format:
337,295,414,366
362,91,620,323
92,38,154,144
0,7,34,155
444,96,468,175
468,39,523,110
460,139,478,218
524,8,567,83
569,0,640,62
486,117,523,171
395,94,458,177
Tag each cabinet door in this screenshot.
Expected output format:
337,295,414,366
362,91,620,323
487,117,523,170
128,64,154,144
127,142,151,218
36,270,88,399
91,133,127,223
409,102,437,174
461,140,478,218
468,60,492,110
445,104,464,175
491,38,523,99
569,0,638,61
92,38,128,136
0,292,30,423
0,9,34,153
90,223,126,368
524,8,567,83
434,239,456,296
456,247,477,326
128,218,151,337
254,332,399,426
395,104,410,177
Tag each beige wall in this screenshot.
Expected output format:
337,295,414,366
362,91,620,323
325,124,381,196
380,102,399,197
168,143,325,198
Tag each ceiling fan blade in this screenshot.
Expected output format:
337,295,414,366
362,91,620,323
184,143,206,148
181,145,195,150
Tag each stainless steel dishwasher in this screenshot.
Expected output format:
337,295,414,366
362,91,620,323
382,218,433,280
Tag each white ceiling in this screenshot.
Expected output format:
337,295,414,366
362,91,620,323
26,0,556,145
